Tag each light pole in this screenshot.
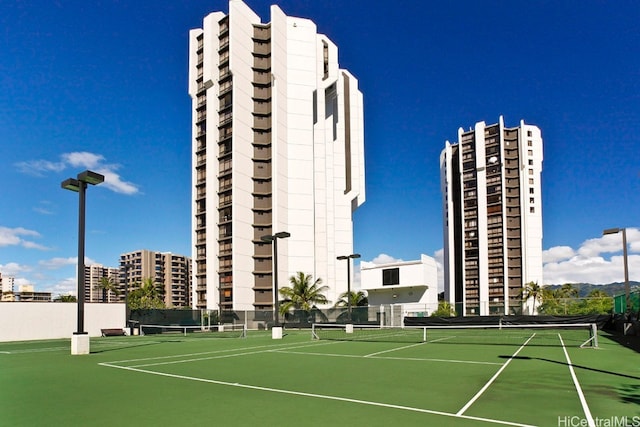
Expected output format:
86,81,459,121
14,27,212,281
603,227,630,314
260,231,290,333
337,253,361,322
61,170,104,355
122,263,133,335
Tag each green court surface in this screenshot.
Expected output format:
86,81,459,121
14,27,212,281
1,329,639,426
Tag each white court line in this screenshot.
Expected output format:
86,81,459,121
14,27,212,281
559,334,595,427
456,333,536,416
108,341,341,369
100,362,535,427
105,341,328,364
0,346,68,354
364,342,425,357
272,350,502,366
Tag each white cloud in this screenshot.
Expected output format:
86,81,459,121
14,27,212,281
14,277,32,287
0,262,31,276
0,226,48,250
16,151,140,195
45,277,77,297
14,160,66,176
542,246,575,263
543,228,640,285
38,257,77,270
370,253,404,265
61,152,104,169
98,168,140,195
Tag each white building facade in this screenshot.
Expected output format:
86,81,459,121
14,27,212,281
189,1,365,311
360,255,439,314
440,117,543,316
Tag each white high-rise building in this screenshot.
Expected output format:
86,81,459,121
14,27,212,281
189,1,365,312
440,117,543,316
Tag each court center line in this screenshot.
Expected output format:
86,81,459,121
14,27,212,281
364,342,425,357
100,362,535,427
456,333,536,416
559,334,595,427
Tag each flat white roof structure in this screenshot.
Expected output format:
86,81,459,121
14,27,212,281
360,255,438,313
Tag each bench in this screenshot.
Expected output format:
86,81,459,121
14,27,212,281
101,328,126,337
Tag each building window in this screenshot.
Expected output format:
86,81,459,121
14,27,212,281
528,150,533,156
382,268,399,286
529,188,534,194
529,178,534,185
528,159,533,165
530,206,536,213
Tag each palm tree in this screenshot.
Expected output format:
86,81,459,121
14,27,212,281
98,276,120,303
128,277,165,309
539,287,565,315
334,290,369,323
520,281,542,315
334,290,368,308
279,272,329,324
54,294,76,302
559,283,579,299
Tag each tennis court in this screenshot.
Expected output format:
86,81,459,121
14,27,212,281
2,326,639,426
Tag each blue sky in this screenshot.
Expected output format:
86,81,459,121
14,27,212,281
1,0,638,296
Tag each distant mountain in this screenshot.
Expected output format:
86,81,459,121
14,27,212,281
545,282,640,298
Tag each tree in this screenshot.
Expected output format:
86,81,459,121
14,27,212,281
98,276,120,303
521,281,543,315
431,300,456,317
576,289,614,315
279,272,329,324
54,294,76,302
558,283,579,299
538,287,562,315
128,278,165,309
334,290,368,308
334,290,368,323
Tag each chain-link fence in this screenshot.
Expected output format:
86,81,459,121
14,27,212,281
130,304,432,330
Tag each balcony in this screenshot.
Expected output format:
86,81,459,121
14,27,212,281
253,117,271,131
253,86,271,100
252,146,271,161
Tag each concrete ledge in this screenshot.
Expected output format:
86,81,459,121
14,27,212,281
71,333,90,355
272,326,283,339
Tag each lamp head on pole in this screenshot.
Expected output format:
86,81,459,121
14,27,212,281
337,253,361,261
603,228,621,236
78,170,105,185
261,232,291,242
61,178,81,192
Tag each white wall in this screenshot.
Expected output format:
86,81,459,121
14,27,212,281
360,255,439,310
0,303,125,342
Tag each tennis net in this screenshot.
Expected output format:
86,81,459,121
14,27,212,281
140,323,247,338
311,323,598,348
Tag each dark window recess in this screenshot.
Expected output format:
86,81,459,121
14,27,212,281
382,268,399,286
